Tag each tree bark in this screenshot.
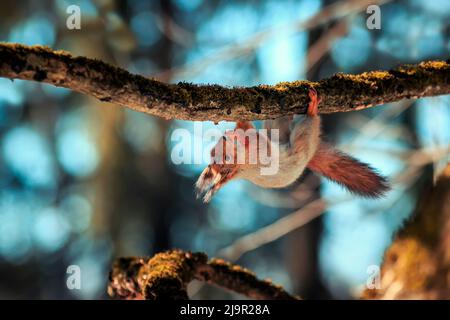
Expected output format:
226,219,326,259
0,43,449,122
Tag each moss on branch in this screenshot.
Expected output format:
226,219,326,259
108,249,298,300
0,43,449,121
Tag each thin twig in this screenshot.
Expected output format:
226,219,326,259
218,199,328,261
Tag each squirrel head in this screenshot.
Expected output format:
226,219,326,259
195,121,261,202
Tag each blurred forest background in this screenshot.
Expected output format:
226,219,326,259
0,0,449,299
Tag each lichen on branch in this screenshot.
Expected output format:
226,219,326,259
108,249,298,300
0,43,449,122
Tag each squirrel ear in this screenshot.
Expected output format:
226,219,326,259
235,121,254,131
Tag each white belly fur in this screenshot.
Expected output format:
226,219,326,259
239,148,309,188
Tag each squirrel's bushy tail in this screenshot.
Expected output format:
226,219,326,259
307,144,390,198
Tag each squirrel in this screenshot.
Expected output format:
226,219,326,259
196,88,390,203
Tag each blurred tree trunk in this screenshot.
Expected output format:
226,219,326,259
285,0,339,299
91,0,180,257
363,163,450,299
150,0,178,253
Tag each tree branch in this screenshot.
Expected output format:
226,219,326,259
107,249,299,300
0,43,449,122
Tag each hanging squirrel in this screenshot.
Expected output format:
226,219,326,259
196,88,390,203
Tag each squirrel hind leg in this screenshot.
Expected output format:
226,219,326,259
307,87,320,117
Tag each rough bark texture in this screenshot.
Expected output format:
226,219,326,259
108,249,298,300
1,43,449,122
362,164,450,299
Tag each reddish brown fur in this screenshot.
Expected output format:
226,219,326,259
307,144,390,198
307,87,320,117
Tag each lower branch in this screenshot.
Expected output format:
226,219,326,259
108,249,299,300
1,43,449,121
